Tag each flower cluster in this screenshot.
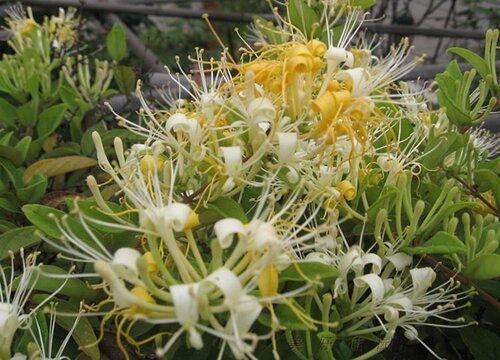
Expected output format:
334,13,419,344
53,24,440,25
2,1,498,359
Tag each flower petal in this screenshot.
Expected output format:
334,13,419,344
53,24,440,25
354,273,385,304
214,218,246,248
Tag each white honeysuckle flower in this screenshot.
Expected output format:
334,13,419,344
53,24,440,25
165,113,203,144
468,127,500,158
336,68,369,98
385,294,413,314
0,252,66,357
247,96,276,127
94,261,141,308
214,218,246,249
377,154,399,173
277,132,298,164
201,267,243,306
246,220,280,251
214,218,279,252
111,248,142,279
29,303,82,360
325,47,354,69
225,295,263,359
387,252,413,271
410,267,436,297
359,253,382,275
170,283,203,349
305,252,334,265
354,273,385,304
220,146,243,178
139,203,192,233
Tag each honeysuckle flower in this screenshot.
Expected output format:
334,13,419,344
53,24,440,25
28,303,82,360
0,252,65,358
219,146,244,192
214,218,279,252
170,283,203,350
386,252,413,271
353,273,385,304
468,127,500,158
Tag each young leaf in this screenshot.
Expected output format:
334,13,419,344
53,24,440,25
114,65,136,94
447,47,489,80
0,97,18,127
280,262,339,282
16,174,48,203
289,0,320,38
106,23,127,62
207,197,248,223
404,231,467,254
36,103,68,138
463,254,500,280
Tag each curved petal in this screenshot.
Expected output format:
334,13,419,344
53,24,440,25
336,68,369,98
220,146,243,177
202,267,243,305
354,273,385,304
164,203,192,232
111,247,142,279
362,253,382,274
170,283,200,328
387,252,412,271
410,267,436,296
277,132,297,163
214,218,246,249
247,220,279,251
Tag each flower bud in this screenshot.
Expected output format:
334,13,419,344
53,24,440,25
258,264,279,297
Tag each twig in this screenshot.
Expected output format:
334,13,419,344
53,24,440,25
449,173,499,216
422,255,500,310
19,0,487,39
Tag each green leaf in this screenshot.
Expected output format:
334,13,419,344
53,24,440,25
114,65,136,94
23,204,67,239
352,0,376,8
14,136,32,164
13,264,96,301
448,47,489,80
459,326,500,360
0,195,19,213
16,174,48,203
59,84,80,110
106,23,127,61
207,197,248,223
289,0,320,38
0,97,18,127
404,231,466,254
280,262,339,282
67,198,135,234
0,157,23,188
0,226,39,259
36,103,67,138
0,144,24,166
463,254,500,280
23,155,97,182
0,219,17,233
16,99,38,127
